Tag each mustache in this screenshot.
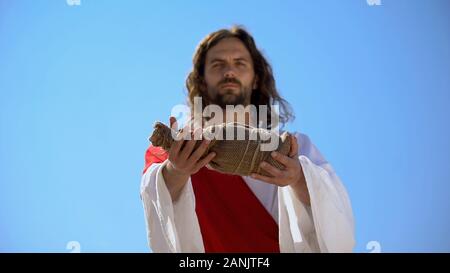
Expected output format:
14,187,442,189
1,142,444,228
218,78,242,87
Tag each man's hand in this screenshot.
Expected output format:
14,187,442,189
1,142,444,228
162,117,216,202
251,135,311,206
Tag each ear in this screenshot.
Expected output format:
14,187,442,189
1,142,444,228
252,76,258,90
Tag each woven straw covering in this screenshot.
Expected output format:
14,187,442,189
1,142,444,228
149,122,291,176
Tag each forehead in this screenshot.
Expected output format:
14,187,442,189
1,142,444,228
205,37,252,61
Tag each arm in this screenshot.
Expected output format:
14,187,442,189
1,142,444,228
141,161,205,252
252,133,355,252
140,117,215,252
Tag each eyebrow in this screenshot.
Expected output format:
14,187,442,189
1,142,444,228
208,57,250,64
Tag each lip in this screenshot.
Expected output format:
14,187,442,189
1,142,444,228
221,83,239,89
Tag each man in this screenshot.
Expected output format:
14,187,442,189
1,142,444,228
140,26,355,252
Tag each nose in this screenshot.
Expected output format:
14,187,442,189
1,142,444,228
223,66,236,79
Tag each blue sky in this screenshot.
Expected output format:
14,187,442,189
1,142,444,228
0,0,449,252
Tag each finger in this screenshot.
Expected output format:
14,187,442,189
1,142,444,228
170,128,188,155
173,126,188,141
169,116,178,131
250,173,277,185
289,135,299,158
193,152,216,172
271,151,292,168
179,134,197,160
169,132,184,158
189,139,211,161
260,161,285,178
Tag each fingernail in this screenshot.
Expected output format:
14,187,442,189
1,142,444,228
260,162,267,167
271,151,277,157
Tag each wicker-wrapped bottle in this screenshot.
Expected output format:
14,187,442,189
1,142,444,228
149,121,291,177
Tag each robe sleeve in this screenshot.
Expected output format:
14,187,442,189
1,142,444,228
278,132,356,252
140,147,204,253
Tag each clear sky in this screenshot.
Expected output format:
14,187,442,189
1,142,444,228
1,0,449,252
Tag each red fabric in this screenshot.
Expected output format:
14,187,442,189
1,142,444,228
143,145,169,174
143,145,280,253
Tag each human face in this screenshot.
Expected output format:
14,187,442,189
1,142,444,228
204,37,257,108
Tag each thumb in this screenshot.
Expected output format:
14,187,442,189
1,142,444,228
169,116,178,131
289,135,299,158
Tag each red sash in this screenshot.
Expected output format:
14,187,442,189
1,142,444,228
144,145,280,253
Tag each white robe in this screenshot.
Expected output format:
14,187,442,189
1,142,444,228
140,132,355,252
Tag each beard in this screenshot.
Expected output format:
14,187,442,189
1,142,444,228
213,89,247,108
207,79,252,109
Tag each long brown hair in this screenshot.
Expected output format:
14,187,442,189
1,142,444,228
186,25,294,128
